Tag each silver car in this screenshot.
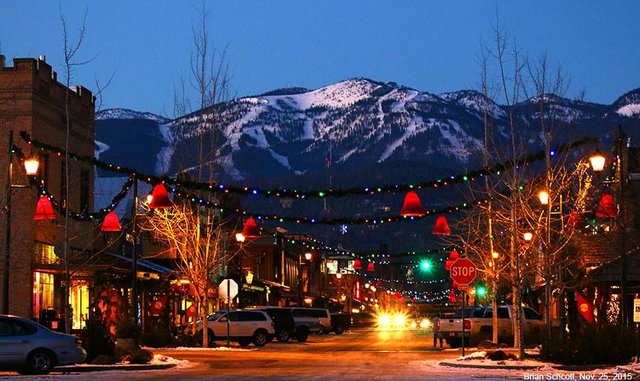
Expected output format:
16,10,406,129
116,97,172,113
0,315,86,374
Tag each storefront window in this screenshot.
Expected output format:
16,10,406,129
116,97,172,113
33,272,54,320
33,243,60,265
71,281,89,330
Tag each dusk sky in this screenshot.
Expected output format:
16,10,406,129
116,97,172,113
1,1,639,117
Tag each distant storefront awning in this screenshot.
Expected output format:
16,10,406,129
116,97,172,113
105,252,173,275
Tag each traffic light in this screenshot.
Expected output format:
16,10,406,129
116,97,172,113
419,259,431,272
476,284,487,297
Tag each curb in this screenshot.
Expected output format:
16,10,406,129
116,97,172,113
439,361,544,370
54,363,177,373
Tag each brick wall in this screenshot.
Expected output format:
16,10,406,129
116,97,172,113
0,56,95,317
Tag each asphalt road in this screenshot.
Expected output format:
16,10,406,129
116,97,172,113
151,327,461,380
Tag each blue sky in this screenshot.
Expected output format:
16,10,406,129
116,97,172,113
1,1,639,117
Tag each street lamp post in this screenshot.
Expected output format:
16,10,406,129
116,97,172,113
538,188,553,340
298,252,312,305
2,131,39,314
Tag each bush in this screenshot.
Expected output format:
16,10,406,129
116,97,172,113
81,317,115,363
140,317,174,348
541,324,634,365
140,331,172,348
116,319,140,339
175,333,198,347
128,348,154,364
116,348,154,364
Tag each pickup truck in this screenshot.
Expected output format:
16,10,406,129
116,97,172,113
436,305,552,347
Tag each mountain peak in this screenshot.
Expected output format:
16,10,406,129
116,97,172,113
96,108,170,123
613,88,640,118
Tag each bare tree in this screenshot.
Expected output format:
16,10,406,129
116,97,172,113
141,6,235,348
60,8,92,334
457,21,588,358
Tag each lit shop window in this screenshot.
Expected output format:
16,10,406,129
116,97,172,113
33,271,54,320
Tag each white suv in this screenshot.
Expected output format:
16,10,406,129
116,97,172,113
290,308,332,334
197,310,275,347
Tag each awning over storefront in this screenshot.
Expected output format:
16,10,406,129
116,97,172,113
105,252,173,275
589,249,640,283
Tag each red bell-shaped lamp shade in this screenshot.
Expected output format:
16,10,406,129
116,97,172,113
448,289,457,303
241,217,260,238
400,191,426,217
445,259,453,271
595,194,617,218
101,211,122,232
449,250,459,261
566,211,582,229
149,183,173,209
33,196,56,220
432,215,451,235
353,258,363,270
366,262,375,272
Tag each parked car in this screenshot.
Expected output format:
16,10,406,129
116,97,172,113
196,310,275,347
290,308,332,334
329,313,351,334
0,314,86,375
437,305,558,347
247,306,311,342
351,312,376,328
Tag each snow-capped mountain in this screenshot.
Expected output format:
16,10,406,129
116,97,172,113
95,108,169,177
613,88,640,118
96,108,170,124
95,79,640,251
96,79,640,188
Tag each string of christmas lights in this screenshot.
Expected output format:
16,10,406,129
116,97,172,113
19,131,597,199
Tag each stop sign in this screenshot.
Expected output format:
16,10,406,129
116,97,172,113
218,279,239,300
449,258,477,286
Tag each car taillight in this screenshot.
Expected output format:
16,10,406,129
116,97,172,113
463,320,471,330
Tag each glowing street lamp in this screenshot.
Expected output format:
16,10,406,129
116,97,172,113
589,151,606,172
538,190,550,205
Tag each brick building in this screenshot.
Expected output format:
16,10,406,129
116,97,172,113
0,55,95,327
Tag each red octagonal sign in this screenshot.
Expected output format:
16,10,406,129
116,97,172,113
449,258,477,286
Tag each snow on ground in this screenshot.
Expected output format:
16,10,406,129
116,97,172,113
2,349,640,380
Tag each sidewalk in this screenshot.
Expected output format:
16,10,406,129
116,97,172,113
55,363,176,373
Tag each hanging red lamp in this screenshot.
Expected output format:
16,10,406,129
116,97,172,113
566,211,582,229
353,258,362,270
445,259,453,271
33,195,56,220
399,191,426,217
595,194,617,218
148,183,173,209
448,289,457,303
101,210,122,232
366,262,375,272
241,217,260,238
445,250,459,271
432,215,451,235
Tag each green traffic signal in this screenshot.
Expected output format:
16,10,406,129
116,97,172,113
476,285,487,297
420,260,431,271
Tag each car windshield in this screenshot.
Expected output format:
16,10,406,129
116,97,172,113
207,311,227,321
452,307,484,318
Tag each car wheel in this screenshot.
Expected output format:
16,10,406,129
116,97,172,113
446,338,461,348
296,326,309,342
276,329,290,342
334,325,344,335
253,330,269,347
24,349,55,375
